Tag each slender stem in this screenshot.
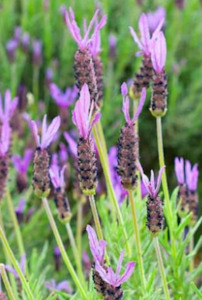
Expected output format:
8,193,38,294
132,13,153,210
189,235,194,272
0,264,16,300
42,198,88,300
153,237,170,300
66,223,84,284
76,202,83,262
128,190,146,292
88,195,103,241
0,206,18,299
93,125,131,256
96,120,108,158
0,226,34,300
5,188,25,257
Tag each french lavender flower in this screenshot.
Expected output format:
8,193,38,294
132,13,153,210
50,83,78,129
117,83,146,190
49,162,71,223
45,68,53,86
17,84,27,112
108,33,117,60
175,157,189,214
6,39,18,63
146,7,166,34
0,90,18,122
45,279,73,294
14,26,21,44
15,198,26,223
72,84,100,195
129,13,164,98
31,115,61,197
32,40,42,66
0,121,11,201
138,163,165,235
54,246,61,272
21,32,30,53
65,7,106,108
150,31,168,117
12,149,33,192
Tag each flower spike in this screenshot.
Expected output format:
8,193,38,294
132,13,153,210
86,225,106,264
31,115,61,149
0,90,18,122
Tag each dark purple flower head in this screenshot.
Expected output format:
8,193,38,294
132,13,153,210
45,279,72,294
5,254,26,278
6,39,18,62
86,225,107,265
72,84,101,139
64,132,77,157
15,198,26,215
0,120,11,156
121,82,146,125
21,33,30,52
185,160,199,192
129,13,164,56
31,115,61,149
95,251,135,287
49,163,66,190
151,31,167,73
12,149,33,174
146,7,166,34
65,7,106,50
138,162,165,198
0,90,18,122
50,83,78,108
32,40,42,66
54,246,61,257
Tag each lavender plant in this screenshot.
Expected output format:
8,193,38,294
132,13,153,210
0,1,201,300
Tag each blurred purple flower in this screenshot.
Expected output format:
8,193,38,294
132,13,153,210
54,246,61,271
109,33,117,60
6,39,18,63
14,27,21,43
5,254,26,278
12,149,33,174
49,163,66,190
95,251,135,287
45,68,53,85
31,115,60,149
15,198,26,223
59,142,68,164
86,225,106,265
49,83,78,108
146,7,166,34
32,40,42,66
64,132,77,157
175,157,185,185
21,33,30,53
45,279,72,294
185,161,199,192
0,90,18,122
0,120,11,156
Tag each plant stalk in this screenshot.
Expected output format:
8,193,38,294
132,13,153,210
189,235,194,272
88,195,103,241
0,264,16,300
154,237,170,300
0,226,34,300
128,190,146,292
76,202,83,263
42,197,88,300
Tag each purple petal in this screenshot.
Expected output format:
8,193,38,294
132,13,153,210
31,121,40,147
116,251,124,276
20,254,26,275
56,281,73,294
82,10,99,47
64,132,77,157
5,265,18,278
154,166,165,196
129,26,142,50
139,14,150,55
89,112,101,134
151,31,166,73
174,157,184,184
0,120,11,155
86,225,106,264
122,96,131,124
41,116,61,148
121,82,128,96
132,88,146,123
116,261,135,286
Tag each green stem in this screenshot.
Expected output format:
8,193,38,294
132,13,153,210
93,125,131,256
5,188,25,257
0,226,34,300
189,235,194,272
128,190,146,293
76,202,83,262
88,195,103,241
153,237,170,300
66,223,84,284
42,198,88,300
0,264,16,300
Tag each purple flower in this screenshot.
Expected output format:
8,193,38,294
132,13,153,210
151,31,167,73
12,149,33,174
109,33,117,59
45,279,72,294
45,68,53,85
0,120,11,156
21,33,30,52
15,198,26,215
72,84,101,139
185,160,199,192
6,39,18,62
59,143,68,164
5,254,26,278
108,146,128,205
121,83,146,125
31,115,60,149
49,83,78,108
64,132,77,157
86,225,107,265
129,13,164,56
49,163,66,190
174,157,185,185
32,40,42,66
95,251,135,287
138,163,165,198
14,27,21,43
0,90,18,122
146,7,166,34
65,7,106,49
54,246,60,257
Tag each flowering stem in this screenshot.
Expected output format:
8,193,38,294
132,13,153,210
93,126,131,256
76,202,83,264
42,197,88,300
0,226,34,300
153,237,170,300
5,188,25,257
65,222,85,284
0,264,16,300
88,195,103,241
189,235,194,272
128,190,146,293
